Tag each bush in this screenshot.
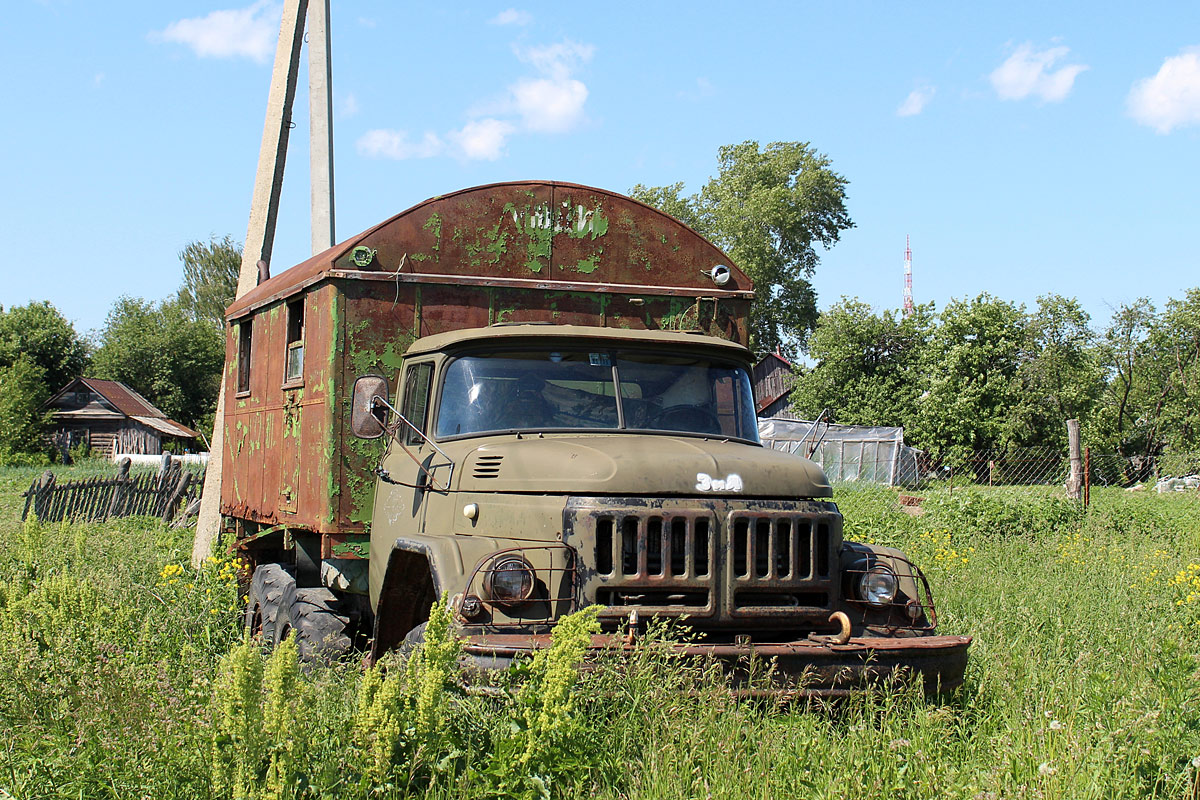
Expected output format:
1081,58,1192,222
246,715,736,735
0,355,51,460
922,487,1084,538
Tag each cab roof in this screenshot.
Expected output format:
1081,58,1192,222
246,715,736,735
403,324,753,359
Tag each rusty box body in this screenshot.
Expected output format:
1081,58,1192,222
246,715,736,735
219,181,753,538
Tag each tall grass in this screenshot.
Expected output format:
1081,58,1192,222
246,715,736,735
1,466,1198,799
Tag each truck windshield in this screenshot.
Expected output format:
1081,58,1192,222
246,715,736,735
435,348,759,442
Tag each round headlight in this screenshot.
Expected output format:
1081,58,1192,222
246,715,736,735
858,565,898,607
485,556,535,605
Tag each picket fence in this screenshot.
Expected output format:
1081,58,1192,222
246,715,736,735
20,456,204,525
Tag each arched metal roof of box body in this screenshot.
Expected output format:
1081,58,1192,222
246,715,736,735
225,181,754,320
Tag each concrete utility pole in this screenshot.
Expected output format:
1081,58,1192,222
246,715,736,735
193,0,314,566
309,0,335,252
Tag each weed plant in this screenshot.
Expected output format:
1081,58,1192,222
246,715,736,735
1,465,1199,798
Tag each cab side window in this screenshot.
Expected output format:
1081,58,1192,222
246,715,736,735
401,363,433,445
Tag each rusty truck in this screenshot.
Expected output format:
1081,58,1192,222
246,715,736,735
222,181,971,695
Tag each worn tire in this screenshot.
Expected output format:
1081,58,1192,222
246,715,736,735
394,621,428,664
274,582,353,662
244,564,294,645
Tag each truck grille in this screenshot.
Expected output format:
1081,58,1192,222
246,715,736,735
727,510,836,616
592,512,714,610
565,498,842,626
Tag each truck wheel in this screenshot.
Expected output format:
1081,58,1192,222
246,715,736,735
274,582,353,661
245,564,293,644
395,622,428,664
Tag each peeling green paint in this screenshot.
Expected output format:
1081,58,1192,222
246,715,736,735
589,208,609,239
340,311,419,530
327,293,342,525
379,342,406,373
422,213,442,262
502,200,552,273
330,537,370,559
525,227,551,273
482,220,508,264
346,434,385,525
562,203,609,241
226,421,243,502
575,253,601,274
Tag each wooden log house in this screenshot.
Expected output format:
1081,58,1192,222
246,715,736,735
45,378,201,458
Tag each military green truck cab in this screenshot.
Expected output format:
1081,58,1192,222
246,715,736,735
353,324,970,695
223,181,968,696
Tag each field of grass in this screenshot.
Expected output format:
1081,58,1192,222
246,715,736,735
2,462,1199,799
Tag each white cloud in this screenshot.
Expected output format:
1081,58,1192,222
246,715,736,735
490,8,531,26
341,92,360,118
356,130,443,160
1128,47,1200,134
358,121,515,162
510,40,593,132
93,73,105,87
990,43,1087,103
152,1,281,63
358,37,593,162
897,86,935,117
514,40,594,80
448,119,516,160
512,77,589,133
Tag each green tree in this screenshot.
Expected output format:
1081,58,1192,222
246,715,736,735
909,294,1026,456
177,235,241,330
0,355,52,458
790,298,933,428
1090,293,1200,461
630,140,853,357
1150,289,1200,451
1006,294,1103,449
1091,299,1159,458
0,301,90,393
91,297,224,429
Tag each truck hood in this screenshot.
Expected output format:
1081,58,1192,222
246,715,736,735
454,435,832,498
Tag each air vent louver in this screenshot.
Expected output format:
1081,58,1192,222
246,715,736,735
472,454,504,479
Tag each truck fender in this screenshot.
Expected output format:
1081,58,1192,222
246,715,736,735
369,536,462,662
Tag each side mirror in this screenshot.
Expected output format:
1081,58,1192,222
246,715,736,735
351,375,389,438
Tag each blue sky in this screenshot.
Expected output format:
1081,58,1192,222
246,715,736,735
3,1,1198,339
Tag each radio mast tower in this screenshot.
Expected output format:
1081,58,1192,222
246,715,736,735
902,235,914,317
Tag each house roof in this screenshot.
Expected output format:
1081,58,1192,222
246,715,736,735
46,378,201,439
78,378,164,418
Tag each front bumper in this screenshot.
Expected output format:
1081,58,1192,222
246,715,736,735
461,632,973,697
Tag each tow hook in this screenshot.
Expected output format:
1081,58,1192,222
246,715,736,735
625,609,639,645
808,611,853,645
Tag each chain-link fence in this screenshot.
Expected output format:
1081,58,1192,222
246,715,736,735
824,447,1200,540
